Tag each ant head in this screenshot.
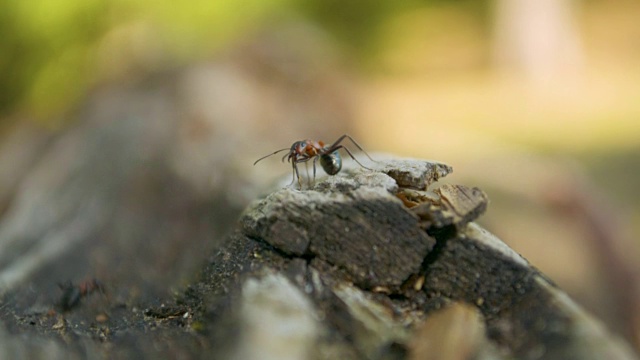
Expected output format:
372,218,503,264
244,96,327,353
292,141,307,153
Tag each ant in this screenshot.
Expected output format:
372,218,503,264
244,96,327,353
56,279,106,312
254,134,375,189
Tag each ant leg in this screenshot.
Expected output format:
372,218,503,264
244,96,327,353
293,157,313,189
327,134,377,163
333,145,372,170
289,159,305,187
288,163,297,187
292,162,303,189
312,156,320,187
305,162,312,187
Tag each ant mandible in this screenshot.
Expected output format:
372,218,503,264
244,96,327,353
254,134,375,189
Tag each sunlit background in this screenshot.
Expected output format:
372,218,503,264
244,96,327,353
1,0,639,351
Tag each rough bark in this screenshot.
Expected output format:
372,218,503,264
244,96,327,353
0,157,637,359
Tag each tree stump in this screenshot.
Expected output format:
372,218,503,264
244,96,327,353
178,158,637,359
0,157,636,359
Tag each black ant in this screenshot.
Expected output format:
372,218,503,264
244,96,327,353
254,134,375,189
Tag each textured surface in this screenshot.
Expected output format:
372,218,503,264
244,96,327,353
0,157,636,359
242,169,437,288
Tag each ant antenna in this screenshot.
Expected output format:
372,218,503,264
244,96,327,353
253,148,290,165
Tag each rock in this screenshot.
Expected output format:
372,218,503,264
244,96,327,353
374,158,452,190
229,272,321,360
408,302,502,360
402,184,489,231
1,157,637,360
228,157,637,359
241,167,439,289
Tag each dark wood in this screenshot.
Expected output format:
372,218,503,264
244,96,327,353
0,152,636,359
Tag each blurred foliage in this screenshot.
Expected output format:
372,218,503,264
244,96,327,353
0,0,108,121
296,0,488,67
295,0,413,57
0,0,487,125
0,0,292,124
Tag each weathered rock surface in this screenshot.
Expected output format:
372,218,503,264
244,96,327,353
242,169,439,289
181,158,636,359
0,158,637,359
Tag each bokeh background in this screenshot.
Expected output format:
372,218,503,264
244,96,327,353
1,0,639,352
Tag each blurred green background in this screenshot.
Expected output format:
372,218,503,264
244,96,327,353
0,0,286,120
2,0,640,349
0,0,489,123
2,0,639,158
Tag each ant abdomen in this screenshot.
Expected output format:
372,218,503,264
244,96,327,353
320,151,342,175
